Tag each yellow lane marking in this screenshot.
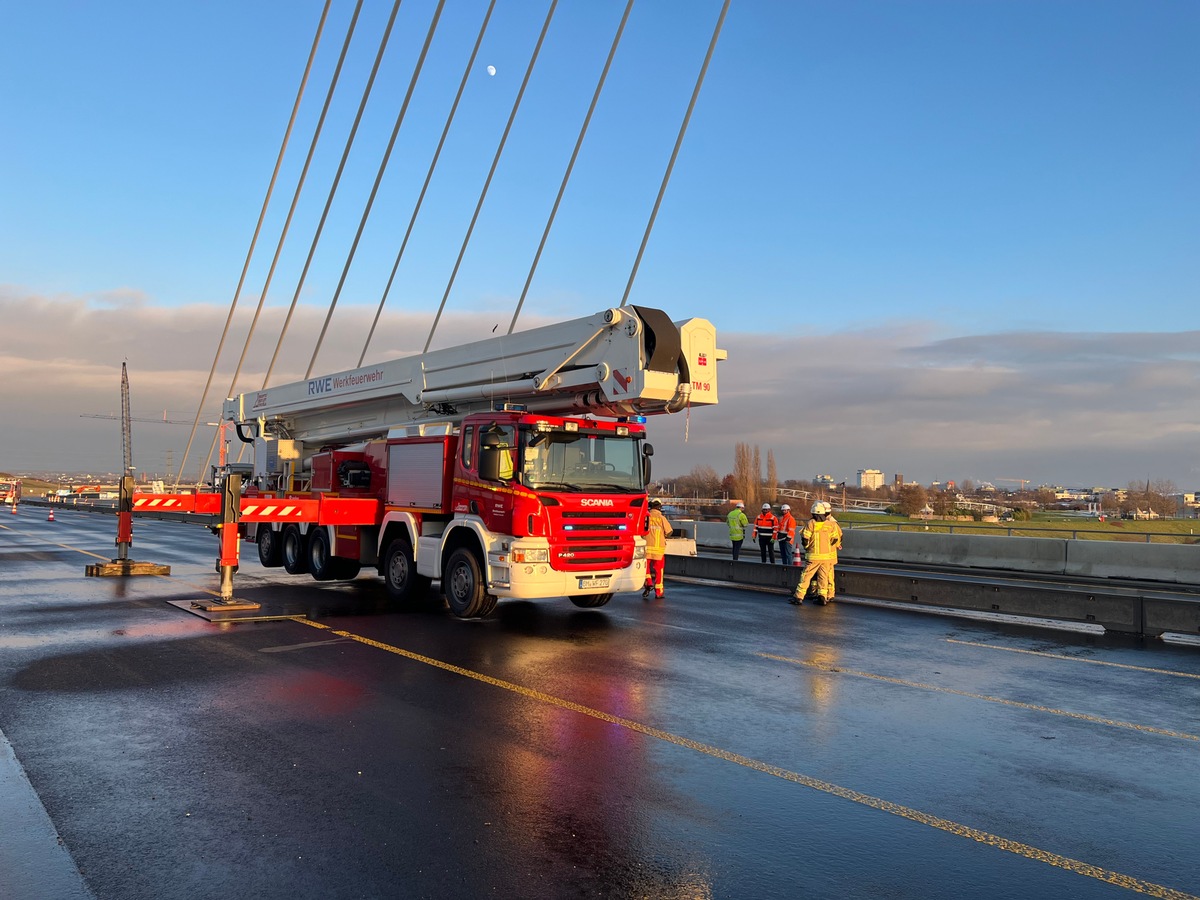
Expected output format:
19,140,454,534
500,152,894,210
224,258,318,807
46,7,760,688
295,618,1196,899
760,653,1200,743
947,638,1200,680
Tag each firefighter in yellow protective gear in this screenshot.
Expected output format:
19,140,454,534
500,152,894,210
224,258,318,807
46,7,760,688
790,500,842,606
643,498,674,599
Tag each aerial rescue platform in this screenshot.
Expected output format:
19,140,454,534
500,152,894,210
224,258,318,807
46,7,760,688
126,306,723,617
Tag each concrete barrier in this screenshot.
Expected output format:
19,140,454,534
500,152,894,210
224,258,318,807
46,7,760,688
686,519,1200,587
1065,541,1200,584
844,530,1068,575
676,518,1200,636
661,552,1200,638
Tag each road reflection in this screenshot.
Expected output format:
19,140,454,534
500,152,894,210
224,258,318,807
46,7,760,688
473,603,715,898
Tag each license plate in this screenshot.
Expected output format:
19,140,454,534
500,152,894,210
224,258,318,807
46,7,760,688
577,577,610,589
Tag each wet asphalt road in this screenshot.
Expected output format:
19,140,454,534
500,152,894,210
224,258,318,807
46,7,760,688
2,508,1199,900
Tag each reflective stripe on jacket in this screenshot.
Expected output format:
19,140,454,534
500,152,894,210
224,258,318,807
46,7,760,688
753,512,778,541
777,512,796,543
800,518,843,561
727,508,749,540
645,509,673,560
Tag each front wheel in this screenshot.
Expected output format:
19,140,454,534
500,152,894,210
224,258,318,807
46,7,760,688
443,548,490,619
569,593,613,609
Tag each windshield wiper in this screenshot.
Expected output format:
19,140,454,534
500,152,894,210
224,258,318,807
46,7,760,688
587,482,636,492
532,481,585,492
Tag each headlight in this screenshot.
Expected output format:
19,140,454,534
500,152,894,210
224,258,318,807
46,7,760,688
633,544,646,560
512,548,549,563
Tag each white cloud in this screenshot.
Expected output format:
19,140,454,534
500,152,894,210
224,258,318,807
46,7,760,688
2,288,1198,487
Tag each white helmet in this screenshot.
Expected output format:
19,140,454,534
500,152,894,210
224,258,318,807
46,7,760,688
812,500,831,516
781,504,790,511
735,501,745,508
762,503,772,510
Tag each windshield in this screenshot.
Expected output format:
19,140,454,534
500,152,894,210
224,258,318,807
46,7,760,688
521,430,643,493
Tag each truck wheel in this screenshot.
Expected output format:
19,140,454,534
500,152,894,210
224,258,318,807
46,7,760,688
308,528,336,581
256,527,283,568
332,559,362,581
282,525,308,575
383,538,430,604
569,593,613,609
444,548,488,618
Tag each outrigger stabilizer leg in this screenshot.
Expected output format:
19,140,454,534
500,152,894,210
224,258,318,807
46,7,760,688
191,473,260,613
85,475,171,577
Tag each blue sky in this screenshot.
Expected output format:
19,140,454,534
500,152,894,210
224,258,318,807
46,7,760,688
2,1,1198,487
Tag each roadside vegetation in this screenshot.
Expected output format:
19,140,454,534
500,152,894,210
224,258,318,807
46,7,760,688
656,449,1198,545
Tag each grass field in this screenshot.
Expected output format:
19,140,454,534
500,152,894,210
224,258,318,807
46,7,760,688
836,511,1200,544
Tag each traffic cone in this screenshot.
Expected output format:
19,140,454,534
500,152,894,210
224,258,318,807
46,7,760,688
9,503,16,515
47,509,55,522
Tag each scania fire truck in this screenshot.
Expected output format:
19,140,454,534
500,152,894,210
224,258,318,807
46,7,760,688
0,479,21,507
218,306,722,617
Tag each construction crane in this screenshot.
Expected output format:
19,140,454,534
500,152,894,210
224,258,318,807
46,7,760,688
80,411,191,424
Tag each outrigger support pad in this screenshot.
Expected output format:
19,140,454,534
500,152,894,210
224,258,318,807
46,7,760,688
85,475,172,577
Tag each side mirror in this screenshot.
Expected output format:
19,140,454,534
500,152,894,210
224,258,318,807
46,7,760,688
479,428,510,482
479,448,503,482
641,442,653,486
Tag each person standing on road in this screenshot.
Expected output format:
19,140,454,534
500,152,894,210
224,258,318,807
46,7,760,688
726,501,749,561
753,502,779,564
643,498,673,599
789,500,842,605
776,503,797,566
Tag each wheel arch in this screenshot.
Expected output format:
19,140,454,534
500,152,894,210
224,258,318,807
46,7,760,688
378,513,419,568
441,523,487,573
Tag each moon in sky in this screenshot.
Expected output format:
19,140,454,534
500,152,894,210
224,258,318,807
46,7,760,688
486,65,496,76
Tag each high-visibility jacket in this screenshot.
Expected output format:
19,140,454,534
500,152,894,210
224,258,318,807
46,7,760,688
800,517,843,561
726,508,749,541
777,512,796,543
645,509,673,560
753,512,778,541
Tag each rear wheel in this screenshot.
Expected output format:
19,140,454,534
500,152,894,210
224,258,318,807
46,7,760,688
281,525,308,575
308,528,336,581
444,548,489,619
569,593,613,609
256,527,283,568
383,538,431,605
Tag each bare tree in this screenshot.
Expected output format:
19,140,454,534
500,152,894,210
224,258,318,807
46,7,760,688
674,464,722,498
732,443,761,509
766,450,778,503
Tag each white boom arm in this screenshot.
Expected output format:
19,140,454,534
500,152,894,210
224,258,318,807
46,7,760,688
224,306,723,446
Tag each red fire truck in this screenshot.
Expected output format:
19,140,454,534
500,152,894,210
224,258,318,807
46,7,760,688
144,306,722,617
0,479,21,507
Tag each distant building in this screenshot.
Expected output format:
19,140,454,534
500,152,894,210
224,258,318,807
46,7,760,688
814,474,836,486
857,468,884,490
